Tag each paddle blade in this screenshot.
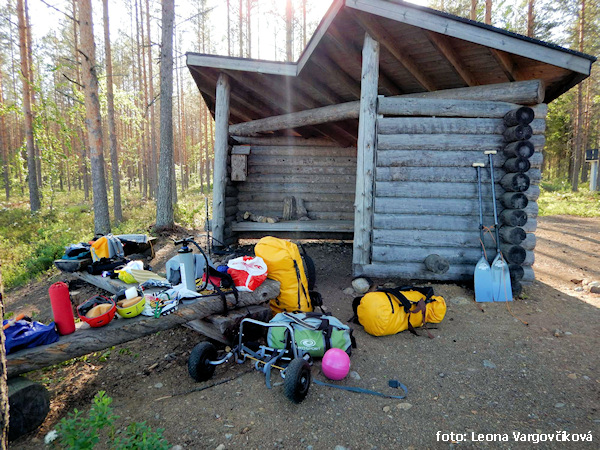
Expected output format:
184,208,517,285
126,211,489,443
474,257,494,302
491,255,513,302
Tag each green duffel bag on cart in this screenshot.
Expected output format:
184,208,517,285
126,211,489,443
267,312,355,358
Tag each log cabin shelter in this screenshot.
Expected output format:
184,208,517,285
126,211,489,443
186,0,595,283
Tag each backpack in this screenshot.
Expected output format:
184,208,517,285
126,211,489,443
3,319,60,354
352,286,446,337
255,237,314,314
90,235,124,262
267,312,355,357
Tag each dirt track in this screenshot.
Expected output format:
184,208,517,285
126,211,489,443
6,216,600,449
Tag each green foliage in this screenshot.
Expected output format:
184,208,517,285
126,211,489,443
539,183,600,216
54,391,169,450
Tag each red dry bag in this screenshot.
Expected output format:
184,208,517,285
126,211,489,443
49,282,75,335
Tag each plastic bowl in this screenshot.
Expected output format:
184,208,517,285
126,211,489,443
113,289,146,319
77,295,116,328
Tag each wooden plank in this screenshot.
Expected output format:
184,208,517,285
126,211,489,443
238,201,353,214
231,136,340,147
377,133,545,151
373,214,537,233
6,279,280,378
351,11,436,91
231,145,251,155
346,0,593,75
374,197,539,217
353,33,379,271
237,182,356,194
377,117,546,135
376,150,543,169
378,97,546,118
425,30,479,86
183,320,229,345
230,154,247,181
68,271,131,295
228,101,359,136
359,262,534,282
243,173,355,185
238,192,352,203
186,53,296,76
212,74,230,247
247,146,356,157
375,167,542,184
248,155,356,167
247,165,355,176
231,220,354,232
376,181,540,201
237,210,354,221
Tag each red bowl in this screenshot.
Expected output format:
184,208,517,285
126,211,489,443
77,295,116,328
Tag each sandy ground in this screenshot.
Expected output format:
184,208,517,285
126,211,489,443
5,215,600,449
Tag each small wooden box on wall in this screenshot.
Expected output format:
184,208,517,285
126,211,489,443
231,145,251,181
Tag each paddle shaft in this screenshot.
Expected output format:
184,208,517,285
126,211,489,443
475,166,486,258
487,153,502,254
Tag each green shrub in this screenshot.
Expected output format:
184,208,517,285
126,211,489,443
53,391,169,449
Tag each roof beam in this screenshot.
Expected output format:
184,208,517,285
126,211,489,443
310,52,362,98
186,53,296,76
425,30,479,87
325,25,403,95
346,0,593,75
350,11,437,91
489,49,522,82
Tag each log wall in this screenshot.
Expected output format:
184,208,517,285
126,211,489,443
362,97,544,282
227,138,357,231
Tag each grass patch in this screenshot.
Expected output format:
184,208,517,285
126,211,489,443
538,181,600,217
0,186,211,290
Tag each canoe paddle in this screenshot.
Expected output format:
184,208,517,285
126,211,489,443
485,150,513,302
473,163,493,302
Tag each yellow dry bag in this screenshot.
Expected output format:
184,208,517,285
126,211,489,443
255,237,312,314
352,286,446,337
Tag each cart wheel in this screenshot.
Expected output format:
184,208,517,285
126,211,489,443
284,358,311,403
188,342,217,382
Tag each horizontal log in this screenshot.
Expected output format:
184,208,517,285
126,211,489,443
235,209,355,221
375,167,541,185
376,150,543,169
248,165,355,176
245,146,356,157
6,279,281,378
504,107,535,126
373,213,537,232
499,226,526,245
424,254,450,274
503,125,532,142
499,209,528,227
358,262,535,283
504,140,535,158
237,182,356,194
237,192,352,203
248,155,356,167
377,117,545,135
500,244,526,264
509,264,524,282
521,233,536,251
371,243,534,267
237,201,354,214
231,219,354,233
378,97,546,119
501,192,529,209
374,195,539,217
503,157,531,173
231,136,340,147
229,101,359,136
500,173,530,192
378,133,545,151
401,80,545,105
375,181,540,201
243,174,355,184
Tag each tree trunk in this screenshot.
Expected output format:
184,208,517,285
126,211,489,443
302,0,307,47
527,0,535,37
239,0,243,57
0,67,9,201
286,0,293,61
246,0,251,58
16,0,40,211
205,102,211,189
0,261,8,450
485,0,492,24
103,0,123,223
571,0,585,192
227,0,231,56
470,0,477,20
156,0,175,230
79,0,111,235
146,0,158,199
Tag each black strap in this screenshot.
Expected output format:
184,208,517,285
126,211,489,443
378,288,412,313
349,296,363,323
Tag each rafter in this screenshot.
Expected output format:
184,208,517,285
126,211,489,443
425,31,479,87
489,49,519,82
350,11,436,92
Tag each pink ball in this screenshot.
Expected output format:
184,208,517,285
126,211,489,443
322,348,351,380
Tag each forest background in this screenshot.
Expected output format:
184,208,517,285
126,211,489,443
0,0,599,293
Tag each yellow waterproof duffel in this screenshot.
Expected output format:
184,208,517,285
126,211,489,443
352,287,446,337
255,237,312,314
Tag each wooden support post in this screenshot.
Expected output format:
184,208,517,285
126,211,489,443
212,73,230,247
353,33,379,274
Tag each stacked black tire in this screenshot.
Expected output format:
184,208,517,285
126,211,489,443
499,106,535,297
